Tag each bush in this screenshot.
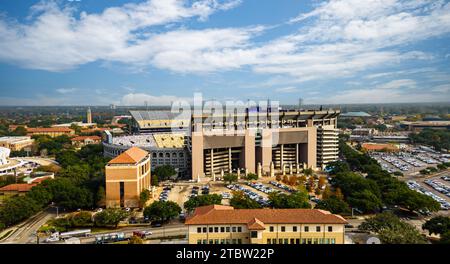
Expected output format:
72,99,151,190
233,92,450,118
94,208,129,228
144,201,181,222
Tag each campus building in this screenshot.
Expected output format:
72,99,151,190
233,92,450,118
26,127,74,137
0,136,34,151
105,147,151,208
70,135,102,148
185,205,347,244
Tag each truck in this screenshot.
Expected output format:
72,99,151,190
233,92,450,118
59,229,91,240
95,232,127,244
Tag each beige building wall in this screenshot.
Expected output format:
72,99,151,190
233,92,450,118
187,223,345,244
105,157,151,208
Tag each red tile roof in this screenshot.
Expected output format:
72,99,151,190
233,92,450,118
27,127,73,133
108,146,149,165
362,143,399,151
0,183,37,192
70,136,101,142
29,176,53,184
185,205,347,226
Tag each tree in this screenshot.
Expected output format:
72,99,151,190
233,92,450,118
322,186,332,200
96,186,106,207
246,173,258,181
423,216,450,236
70,211,93,227
288,176,297,186
230,191,262,209
360,213,427,244
151,175,159,186
347,190,383,213
0,196,40,227
128,235,144,244
282,175,289,184
153,165,177,181
140,189,151,208
143,201,181,222
303,168,313,176
440,231,450,244
318,176,326,189
184,194,222,213
94,208,129,228
307,177,315,192
275,174,282,181
223,173,238,184
268,191,311,209
315,196,350,214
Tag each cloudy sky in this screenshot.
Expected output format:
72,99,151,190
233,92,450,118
0,0,449,106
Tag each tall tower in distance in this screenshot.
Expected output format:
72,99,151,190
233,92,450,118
87,107,92,123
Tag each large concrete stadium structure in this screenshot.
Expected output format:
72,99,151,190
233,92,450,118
103,108,340,180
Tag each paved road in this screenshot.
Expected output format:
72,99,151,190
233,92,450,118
44,223,188,244
0,208,56,244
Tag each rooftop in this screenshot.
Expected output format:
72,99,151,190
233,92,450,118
26,127,73,133
108,146,149,165
0,183,37,192
185,205,347,227
70,135,101,142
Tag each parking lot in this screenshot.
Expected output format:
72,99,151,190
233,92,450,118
370,146,449,176
406,175,450,210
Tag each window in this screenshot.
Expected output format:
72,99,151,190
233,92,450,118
269,226,274,232
232,227,237,232
232,239,237,244
250,231,258,238
209,227,213,233
202,227,207,233
197,227,202,233
316,226,321,232
281,226,286,232
226,239,230,244
197,240,201,244
290,238,295,244
272,239,277,244
226,227,230,232
220,227,225,233
302,239,306,244
296,239,300,244
314,238,318,244
165,153,170,158
267,239,271,244
331,238,336,244
279,239,283,244
284,239,288,244
159,153,163,158
237,227,242,232
328,226,333,232
220,239,225,244
304,226,309,232
307,238,312,244
214,227,219,233
202,239,207,244
152,153,157,158
237,239,242,244
214,239,219,244
293,226,298,232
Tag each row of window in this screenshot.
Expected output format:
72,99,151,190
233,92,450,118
197,226,242,234
269,225,333,233
197,239,243,244
152,152,184,158
267,238,336,244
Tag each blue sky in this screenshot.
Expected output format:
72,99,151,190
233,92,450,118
0,0,449,106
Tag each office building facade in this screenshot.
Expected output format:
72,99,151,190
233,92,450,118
105,147,151,208
185,205,347,244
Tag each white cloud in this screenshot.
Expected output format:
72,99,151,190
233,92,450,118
56,87,77,94
0,0,449,94
375,79,416,90
275,86,299,93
